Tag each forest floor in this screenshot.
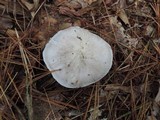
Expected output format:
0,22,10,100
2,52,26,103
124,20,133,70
0,0,160,120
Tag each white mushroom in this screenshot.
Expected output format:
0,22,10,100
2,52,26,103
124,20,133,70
43,26,113,88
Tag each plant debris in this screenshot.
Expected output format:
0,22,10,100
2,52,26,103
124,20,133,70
0,0,160,120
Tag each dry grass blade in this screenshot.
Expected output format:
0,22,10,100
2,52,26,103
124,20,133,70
15,29,33,120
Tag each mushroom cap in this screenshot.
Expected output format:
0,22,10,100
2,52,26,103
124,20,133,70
43,26,113,88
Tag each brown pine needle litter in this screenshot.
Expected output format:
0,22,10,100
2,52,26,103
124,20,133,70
0,0,160,120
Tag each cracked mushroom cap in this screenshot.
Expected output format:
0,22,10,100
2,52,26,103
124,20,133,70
43,26,113,88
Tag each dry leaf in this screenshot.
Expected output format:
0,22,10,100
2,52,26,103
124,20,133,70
118,9,130,26
56,0,97,9
69,0,97,8
20,0,39,11
105,84,131,93
20,0,40,18
20,0,34,11
43,16,58,26
145,25,154,36
109,16,139,48
88,105,102,120
66,0,84,9
6,29,22,38
84,0,97,5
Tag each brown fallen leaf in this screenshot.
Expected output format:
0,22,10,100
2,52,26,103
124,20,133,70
6,29,22,38
20,0,39,11
56,0,97,9
84,0,97,5
117,9,130,26
59,6,80,16
105,84,131,93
